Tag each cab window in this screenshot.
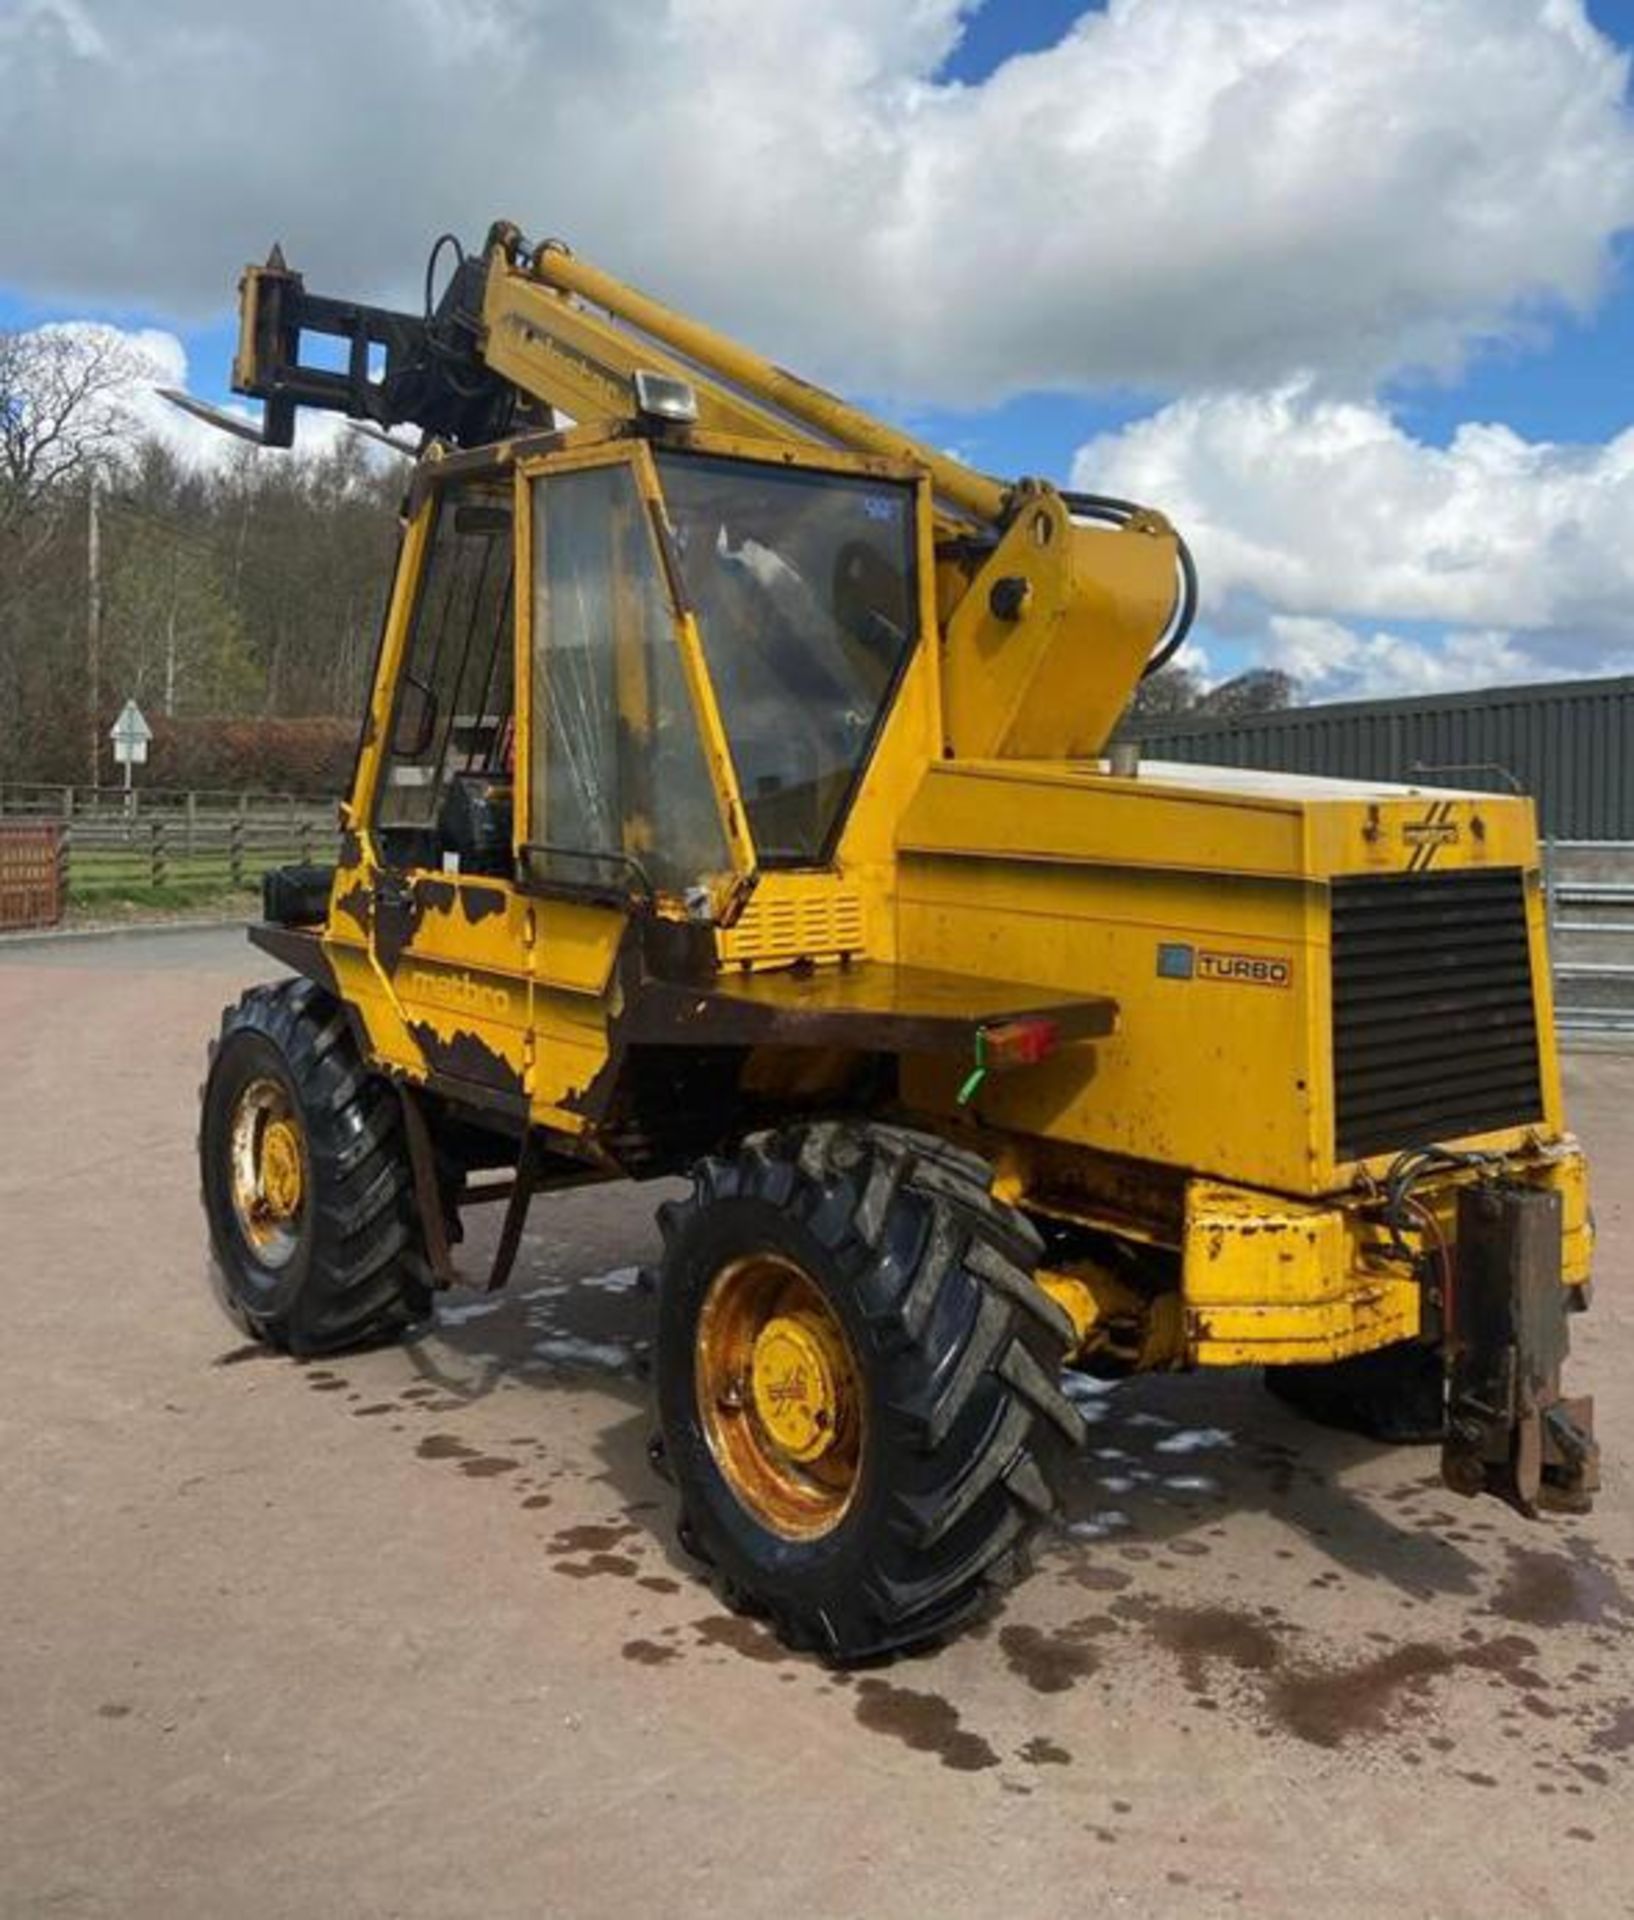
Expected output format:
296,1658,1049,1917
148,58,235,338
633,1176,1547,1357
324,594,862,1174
526,460,729,898
656,453,917,863
376,481,515,874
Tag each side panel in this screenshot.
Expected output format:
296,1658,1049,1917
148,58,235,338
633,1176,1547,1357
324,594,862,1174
899,847,1322,1193
896,763,1564,1199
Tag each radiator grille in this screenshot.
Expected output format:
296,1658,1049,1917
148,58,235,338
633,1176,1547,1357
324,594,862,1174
1331,868,1543,1162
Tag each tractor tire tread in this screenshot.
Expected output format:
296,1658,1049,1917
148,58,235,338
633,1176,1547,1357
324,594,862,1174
199,978,431,1357
659,1119,1084,1663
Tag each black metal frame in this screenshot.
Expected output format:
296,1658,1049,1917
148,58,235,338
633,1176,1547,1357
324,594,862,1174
235,240,519,449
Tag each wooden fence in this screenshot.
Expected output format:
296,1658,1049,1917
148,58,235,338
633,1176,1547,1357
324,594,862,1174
0,785,337,920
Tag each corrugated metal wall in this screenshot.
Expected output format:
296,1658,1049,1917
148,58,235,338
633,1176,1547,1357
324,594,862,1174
1127,676,1634,839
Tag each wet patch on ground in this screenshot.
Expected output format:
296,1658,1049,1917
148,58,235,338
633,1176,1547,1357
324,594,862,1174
550,1522,640,1554
213,1343,274,1367
1488,1540,1633,1632
1130,1602,1284,1706
997,1619,1109,1694
553,1553,640,1581
225,1246,1632,1820
622,1638,680,1666
852,1679,1000,1773
689,1615,790,1664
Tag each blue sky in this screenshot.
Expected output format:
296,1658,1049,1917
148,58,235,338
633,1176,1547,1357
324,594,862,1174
10,1,1628,461
6,0,1634,701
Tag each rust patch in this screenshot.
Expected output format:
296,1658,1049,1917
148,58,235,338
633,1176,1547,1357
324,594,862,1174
335,881,371,934
853,1679,1000,1773
373,893,420,972
407,1021,526,1101
461,884,507,925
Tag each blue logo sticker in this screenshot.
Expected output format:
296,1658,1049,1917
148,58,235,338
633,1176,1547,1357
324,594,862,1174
1157,943,1196,980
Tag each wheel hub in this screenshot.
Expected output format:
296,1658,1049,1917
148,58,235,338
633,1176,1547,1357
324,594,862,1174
258,1118,304,1220
695,1252,865,1540
227,1076,307,1268
750,1311,847,1464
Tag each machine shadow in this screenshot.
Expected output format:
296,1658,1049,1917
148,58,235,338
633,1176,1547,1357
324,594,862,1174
409,1180,1485,1605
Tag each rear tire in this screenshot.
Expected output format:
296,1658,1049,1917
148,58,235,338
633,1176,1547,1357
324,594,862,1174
199,978,431,1355
654,1121,1085,1662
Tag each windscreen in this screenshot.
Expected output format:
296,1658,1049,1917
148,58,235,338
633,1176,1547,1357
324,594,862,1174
528,460,730,897
655,453,918,863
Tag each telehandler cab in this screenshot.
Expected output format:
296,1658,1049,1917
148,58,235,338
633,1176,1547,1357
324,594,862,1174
197,222,1598,1661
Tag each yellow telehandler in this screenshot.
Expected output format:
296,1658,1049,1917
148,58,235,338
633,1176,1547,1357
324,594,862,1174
194,222,1598,1660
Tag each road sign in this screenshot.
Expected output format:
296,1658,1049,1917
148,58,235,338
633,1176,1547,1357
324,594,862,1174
110,699,152,768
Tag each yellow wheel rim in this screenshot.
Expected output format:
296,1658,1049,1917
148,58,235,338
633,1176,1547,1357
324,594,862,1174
228,1076,307,1268
696,1253,865,1540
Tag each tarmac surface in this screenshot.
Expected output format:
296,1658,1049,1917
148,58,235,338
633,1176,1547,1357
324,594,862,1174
1,926,1630,1920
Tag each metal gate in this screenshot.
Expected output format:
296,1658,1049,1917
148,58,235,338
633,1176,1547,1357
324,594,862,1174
1545,841,1634,1036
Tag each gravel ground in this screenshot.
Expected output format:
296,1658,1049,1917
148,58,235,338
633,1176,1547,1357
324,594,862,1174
1,927,1629,1920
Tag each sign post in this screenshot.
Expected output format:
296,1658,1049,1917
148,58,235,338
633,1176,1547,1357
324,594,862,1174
109,700,153,814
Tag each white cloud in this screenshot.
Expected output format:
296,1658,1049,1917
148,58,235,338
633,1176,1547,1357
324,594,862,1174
1257,614,1574,701
22,321,371,471
1,0,1631,402
1077,382,1634,696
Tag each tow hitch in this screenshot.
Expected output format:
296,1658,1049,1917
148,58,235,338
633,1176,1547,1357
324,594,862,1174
1442,1184,1599,1516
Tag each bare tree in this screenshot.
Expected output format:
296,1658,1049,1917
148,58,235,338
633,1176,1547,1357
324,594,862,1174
1195,668,1296,718
1124,663,1298,732
0,326,147,535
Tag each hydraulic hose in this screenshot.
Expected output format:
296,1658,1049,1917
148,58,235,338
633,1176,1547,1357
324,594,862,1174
1062,489,1199,680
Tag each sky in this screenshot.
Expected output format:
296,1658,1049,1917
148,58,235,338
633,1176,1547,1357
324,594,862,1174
5,0,1634,702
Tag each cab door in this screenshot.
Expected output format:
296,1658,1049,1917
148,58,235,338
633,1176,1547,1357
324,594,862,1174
358,465,533,1117
513,442,754,1130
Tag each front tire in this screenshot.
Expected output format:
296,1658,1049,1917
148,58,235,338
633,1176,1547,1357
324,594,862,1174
199,979,431,1355
654,1122,1084,1662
